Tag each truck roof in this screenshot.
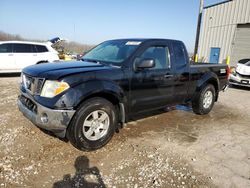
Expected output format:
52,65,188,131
110,38,183,43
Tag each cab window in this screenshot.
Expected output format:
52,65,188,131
0,43,12,53
13,43,34,53
173,42,186,67
140,46,170,69
35,45,48,53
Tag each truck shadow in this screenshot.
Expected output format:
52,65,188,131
53,155,106,188
229,85,250,91
130,104,192,122
0,73,21,77
39,128,69,142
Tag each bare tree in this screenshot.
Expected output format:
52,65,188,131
0,31,94,54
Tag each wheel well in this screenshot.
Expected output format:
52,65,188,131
83,92,120,106
76,92,124,125
205,80,219,101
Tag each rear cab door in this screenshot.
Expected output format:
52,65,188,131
171,41,190,103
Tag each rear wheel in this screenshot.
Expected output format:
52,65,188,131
66,97,117,151
192,84,216,115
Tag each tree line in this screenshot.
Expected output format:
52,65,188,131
0,31,94,54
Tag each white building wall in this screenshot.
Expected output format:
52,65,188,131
198,0,250,63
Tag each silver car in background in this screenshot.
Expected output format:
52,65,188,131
229,59,250,87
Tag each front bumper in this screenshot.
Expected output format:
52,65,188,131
17,93,75,138
229,74,250,88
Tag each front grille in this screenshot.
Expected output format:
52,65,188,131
19,95,37,113
22,74,45,95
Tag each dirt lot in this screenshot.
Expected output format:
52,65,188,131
0,76,249,188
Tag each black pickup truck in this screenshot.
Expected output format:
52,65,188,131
18,39,229,150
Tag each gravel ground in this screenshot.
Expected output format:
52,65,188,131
0,76,249,188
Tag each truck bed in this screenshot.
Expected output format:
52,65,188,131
189,62,228,93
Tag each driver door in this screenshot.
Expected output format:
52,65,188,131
130,44,175,113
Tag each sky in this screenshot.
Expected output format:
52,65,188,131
0,0,225,52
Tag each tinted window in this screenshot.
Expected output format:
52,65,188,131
35,45,48,53
238,59,250,64
140,46,170,69
0,43,12,53
174,42,186,67
13,43,33,53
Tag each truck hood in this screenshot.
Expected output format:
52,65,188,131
22,61,114,79
236,63,250,75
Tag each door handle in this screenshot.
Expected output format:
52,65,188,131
8,54,14,56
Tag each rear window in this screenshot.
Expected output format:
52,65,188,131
0,43,12,53
244,61,250,66
35,45,48,53
13,43,34,53
173,42,187,67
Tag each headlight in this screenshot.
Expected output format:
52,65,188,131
20,73,24,84
21,73,26,85
41,80,70,98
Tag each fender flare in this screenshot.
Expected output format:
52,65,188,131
56,80,127,125
195,72,220,101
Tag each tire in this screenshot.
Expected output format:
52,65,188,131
66,97,117,151
192,84,216,115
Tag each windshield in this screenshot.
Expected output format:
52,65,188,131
82,40,141,65
238,59,250,65
245,61,250,66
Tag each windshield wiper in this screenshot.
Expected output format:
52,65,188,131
82,58,100,64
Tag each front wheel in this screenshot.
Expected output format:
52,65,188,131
192,84,216,115
67,97,117,151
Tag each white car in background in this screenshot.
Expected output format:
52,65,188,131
229,59,250,87
0,38,62,73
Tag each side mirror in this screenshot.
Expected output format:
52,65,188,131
136,58,155,70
